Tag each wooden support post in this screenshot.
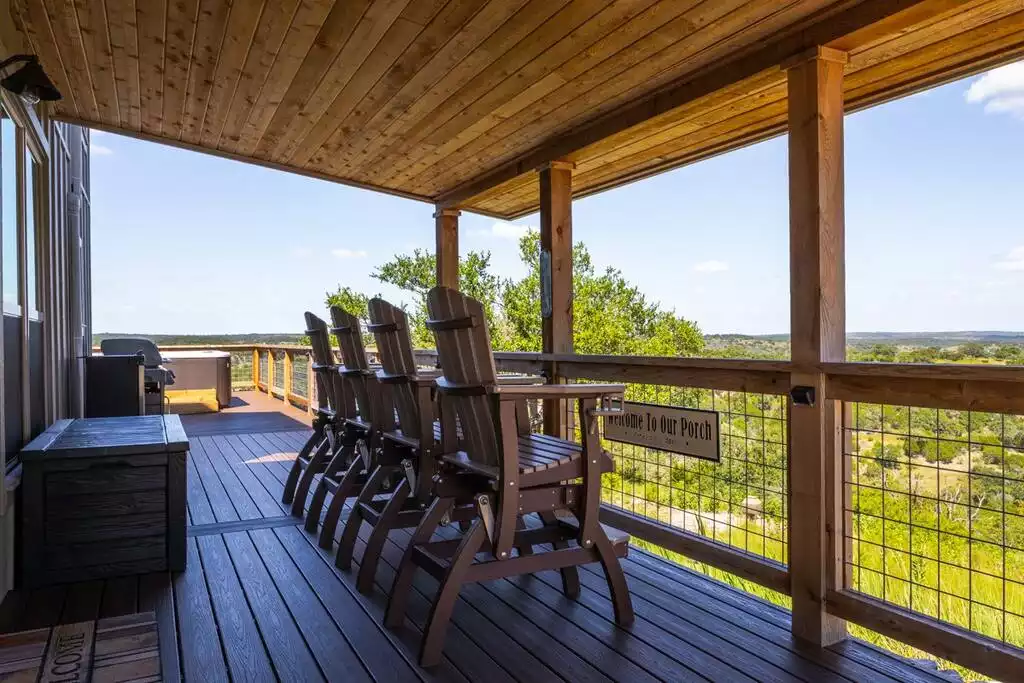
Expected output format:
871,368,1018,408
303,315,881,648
786,46,848,647
252,348,260,389
267,350,275,397
435,207,460,290
539,161,574,437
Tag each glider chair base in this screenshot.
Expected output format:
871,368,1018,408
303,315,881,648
283,414,339,515
304,422,374,541
385,502,631,667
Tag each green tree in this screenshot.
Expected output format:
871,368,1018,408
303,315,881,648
501,231,704,356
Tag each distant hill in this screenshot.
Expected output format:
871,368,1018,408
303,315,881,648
706,331,1024,348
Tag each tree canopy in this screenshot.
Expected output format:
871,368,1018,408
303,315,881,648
326,230,704,357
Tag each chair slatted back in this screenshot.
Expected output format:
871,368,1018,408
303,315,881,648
304,312,348,416
330,305,373,422
368,298,421,439
426,287,500,467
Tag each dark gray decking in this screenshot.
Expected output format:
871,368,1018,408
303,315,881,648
0,392,955,682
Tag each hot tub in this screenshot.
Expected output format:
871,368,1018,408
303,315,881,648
162,350,232,411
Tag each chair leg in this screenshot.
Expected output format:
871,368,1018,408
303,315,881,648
289,437,331,517
514,516,533,557
592,530,634,626
281,426,323,504
305,442,355,533
384,497,453,630
420,520,487,667
355,478,411,593
317,463,365,550
539,511,579,598
336,465,390,570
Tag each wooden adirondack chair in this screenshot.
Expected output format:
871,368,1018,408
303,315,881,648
305,305,386,548
282,312,344,513
335,298,466,592
384,287,635,666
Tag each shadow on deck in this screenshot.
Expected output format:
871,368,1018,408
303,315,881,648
0,393,954,682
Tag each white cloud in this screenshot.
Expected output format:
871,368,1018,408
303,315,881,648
993,246,1024,271
91,143,113,156
472,221,533,240
693,260,729,273
332,249,367,259
965,61,1024,118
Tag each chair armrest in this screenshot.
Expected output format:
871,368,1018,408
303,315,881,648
495,374,545,386
493,383,624,399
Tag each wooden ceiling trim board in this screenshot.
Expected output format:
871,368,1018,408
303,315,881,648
380,0,674,188
10,1,78,114
434,0,942,209
410,0,817,194
52,112,449,207
844,0,1020,70
23,0,89,119
249,0,371,159
160,0,199,139
354,0,617,184
179,0,231,143
831,0,995,53
40,0,98,120
322,0,536,177
304,0,495,169
230,0,334,156
198,0,264,147
135,0,167,135
211,0,301,149
478,8,1024,216
102,0,141,130
287,0,456,168
417,0,663,150
845,17,1024,104
335,0,571,177
271,0,416,162
72,0,120,125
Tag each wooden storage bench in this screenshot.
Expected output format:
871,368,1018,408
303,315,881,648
19,415,188,587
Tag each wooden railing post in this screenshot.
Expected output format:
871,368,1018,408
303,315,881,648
785,46,848,647
540,160,574,438
252,347,260,390
435,207,460,290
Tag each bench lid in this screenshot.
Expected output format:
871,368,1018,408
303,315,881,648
19,415,189,460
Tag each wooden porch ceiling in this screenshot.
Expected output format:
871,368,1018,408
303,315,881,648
9,0,1024,218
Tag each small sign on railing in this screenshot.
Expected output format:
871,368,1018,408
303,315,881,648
603,402,720,461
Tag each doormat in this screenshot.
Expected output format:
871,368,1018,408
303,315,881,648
0,611,160,682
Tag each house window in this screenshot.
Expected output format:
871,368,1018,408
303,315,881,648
25,149,37,315
1,107,16,312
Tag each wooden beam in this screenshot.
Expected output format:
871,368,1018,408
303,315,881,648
539,162,573,438
786,46,848,648
435,0,937,209
827,590,1024,683
434,207,460,290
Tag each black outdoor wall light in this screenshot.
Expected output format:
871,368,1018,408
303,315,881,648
0,54,62,104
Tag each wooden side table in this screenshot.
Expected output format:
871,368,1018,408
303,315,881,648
19,415,188,587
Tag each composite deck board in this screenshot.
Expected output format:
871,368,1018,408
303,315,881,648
0,409,963,682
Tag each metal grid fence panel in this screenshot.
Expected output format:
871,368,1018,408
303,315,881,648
291,352,309,398
844,403,1024,648
273,352,285,393
565,383,789,566
230,351,253,389
258,352,268,388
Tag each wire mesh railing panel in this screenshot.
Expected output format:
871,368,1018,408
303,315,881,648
291,352,309,398
844,403,1024,648
566,383,789,566
273,352,285,393
258,351,269,388
230,351,254,389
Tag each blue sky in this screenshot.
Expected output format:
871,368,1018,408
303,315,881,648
90,61,1024,336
